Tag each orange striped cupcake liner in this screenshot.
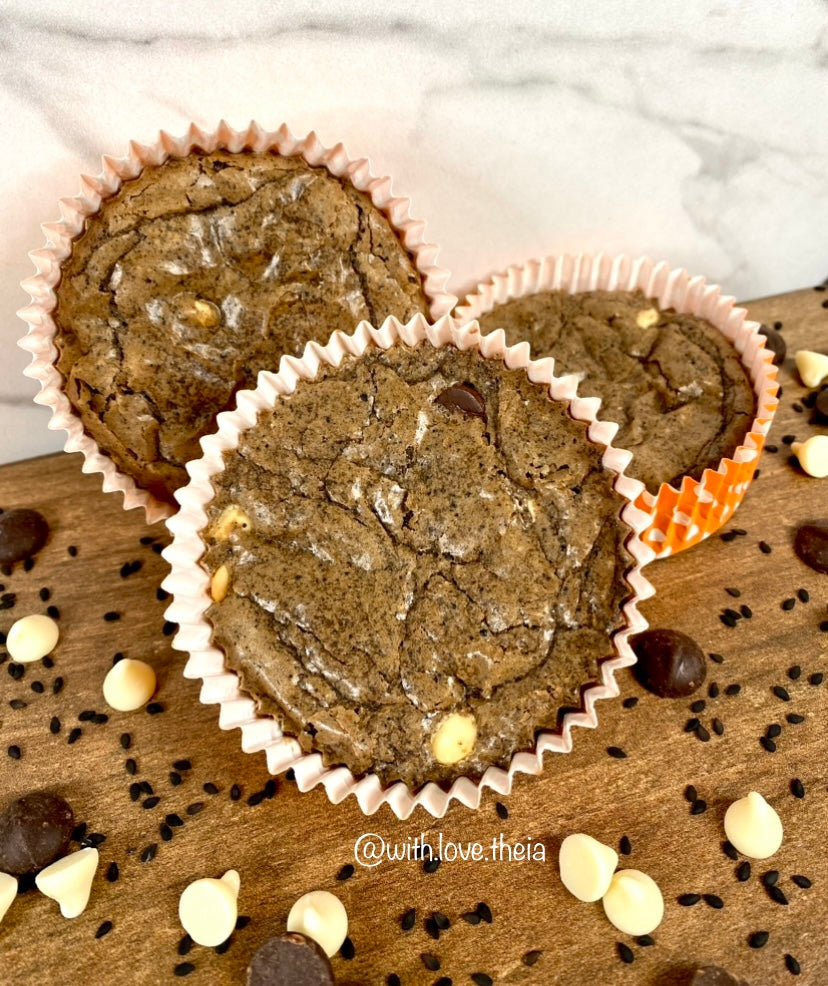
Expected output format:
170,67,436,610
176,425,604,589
455,253,780,557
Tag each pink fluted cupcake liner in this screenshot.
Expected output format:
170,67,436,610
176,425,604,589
17,120,456,525
455,253,780,557
161,311,656,819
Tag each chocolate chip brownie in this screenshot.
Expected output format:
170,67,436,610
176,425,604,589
202,343,633,788
474,290,756,493
54,151,429,504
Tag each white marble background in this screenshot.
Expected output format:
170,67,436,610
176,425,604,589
2,0,827,466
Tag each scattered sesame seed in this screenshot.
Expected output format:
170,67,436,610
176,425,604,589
791,778,805,799
791,875,812,889
7,745,21,760
46,605,60,619
720,612,738,628
52,676,64,694
94,920,113,939
146,702,164,715
607,746,627,759
106,862,119,883
781,598,796,611
760,736,777,753
173,962,195,977
49,716,61,734
67,728,82,745
8,699,26,709
336,864,354,882
684,718,701,733
420,953,440,971
522,950,542,966
725,587,741,598
619,836,631,856
203,782,219,795
768,885,789,905
166,813,184,827
162,621,177,636
749,931,769,949
173,759,191,771
712,718,725,736
622,696,639,709
762,870,779,887
740,605,753,619
142,796,160,810
788,665,802,680
691,799,708,815
125,758,137,775
678,893,701,906
68,545,78,557
476,902,493,923
471,975,493,986
784,954,802,976
725,683,742,696
139,781,153,795
423,857,441,874
186,802,204,816
230,784,241,801
140,843,157,863
169,772,183,787
387,976,401,986
461,911,480,925
690,700,706,714
215,938,233,956
759,541,773,554
495,801,509,820
684,785,698,803
637,935,655,947
709,654,724,666
736,862,751,882
722,841,739,861
810,673,823,686
160,823,173,842
708,681,721,697
401,908,416,931
103,611,121,622
235,916,251,930
617,942,634,964
798,588,810,603
119,733,132,750
156,588,169,602
424,916,440,940
767,723,782,739
696,724,711,742
773,685,791,702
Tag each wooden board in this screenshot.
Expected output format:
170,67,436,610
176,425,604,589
0,288,826,986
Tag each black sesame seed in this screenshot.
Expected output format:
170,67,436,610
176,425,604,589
617,942,634,964
690,700,706,714
105,861,119,882
8,698,26,709
703,893,724,909
768,885,789,905
401,908,416,931
186,802,204,816
84,833,106,849
685,784,698,803
782,598,796,612
125,758,137,775
760,736,777,753
740,605,753,619
723,840,739,860
759,541,772,554
111,652,124,666
709,654,724,666
156,588,169,602
798,588,810,603
696,724,711,742
92,713,108,725
7,745,21,760
785,954,802,976
619,835,631,856
169,772,183,787
424,916,440,940
432,912,449,931
749,931,770,949
762,870,779,887
791,778,805,799
139,781,153,795
162,621,177,636
174,963,195,977
495,801,509,820
387,976,401,986
720,612,738,628
263,779,277,799
791,874,812,888
78,710,96,722
129,783,141,802
103,611,120,622
0,593,16,611
119,733,132,750
203,782,219,795
142,796,160,810
720,531,737,543
235,916,251,930
471,975,493,986
160,823,173,842
140,535,156,545
49,716,61,734
423,856,441,874
725,587,742,598
736,861,751,882
678,893,701,906
67,727,82,745
52,676,64,694
420,954,440,971
788,665,802,680
622,696,639,708
334,864,354,882
70,823,87,842
46,605,59,619
230,784,241,801
152,544,164,555
787,713,806,724
637,935,655,947
461,911,480,925
166,813,184,827
767,723,782,738
712,718,725,736
214,938,232,956
8,663,23,680
140,843,157,863
810,673,823,685
146,702,164,715
522,950,542,966
476,902,493,923
819,621,828,633
691,799,708,815
725,683,742,696
94,920,113,939
684,718,701,733
42,655,53,669
773,685,791,702
173,759,191,771
246,790,265,807
433,979,451,986
38,587,50,602
607,746,627,759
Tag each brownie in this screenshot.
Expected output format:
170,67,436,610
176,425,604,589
54,151,429,504
203,343,633,788
474,290,756,493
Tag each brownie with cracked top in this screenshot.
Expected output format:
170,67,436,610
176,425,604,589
203,343,633,788
54,151,429,503
474,290,756,493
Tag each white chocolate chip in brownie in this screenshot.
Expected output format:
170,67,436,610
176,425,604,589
558,833,619,902
635,308,660,329
602,869,664,936
210,564,230,603
102,658,157,712
430,713,478,765
35,847,98,918
287,890,348,958
795,350,828,388
724,791,783,859
178,870,240,947
211,505,252,540
0,872,18,924
6,614,59,664
791,436,828,478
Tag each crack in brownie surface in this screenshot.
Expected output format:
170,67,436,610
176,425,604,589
475,290,756,493
203,345,632,787
54,151,429,503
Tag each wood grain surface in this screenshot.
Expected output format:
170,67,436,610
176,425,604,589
0,288,826,986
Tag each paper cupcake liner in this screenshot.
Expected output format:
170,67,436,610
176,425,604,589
17,120,457,525
160,311,656,819
455,253,780,557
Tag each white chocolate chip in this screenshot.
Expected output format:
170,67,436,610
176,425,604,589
795,350,828,388
6,614,60,664
430,713,478,765
102,659,157,712
210,564,230,603
724,791,783,859
635,308,660,329
192,299,221,328
791,436,828,478
178,870,240,947
35,847,98,918
0,872,18,924
211,504,252,540
558,833,619,902
287,890,348,958
602,869,664,936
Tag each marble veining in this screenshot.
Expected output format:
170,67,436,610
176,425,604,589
2,0,827,466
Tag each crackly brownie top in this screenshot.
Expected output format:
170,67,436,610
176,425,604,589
55,150,429,503
203,343,633,788
475,290,756,493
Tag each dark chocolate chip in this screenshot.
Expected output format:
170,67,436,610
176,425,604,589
757,324,786,365
434,382,487,423
0,791,74,874
632,628,707,697
246,933,334,986
794,523,828,574
0,509,49,565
